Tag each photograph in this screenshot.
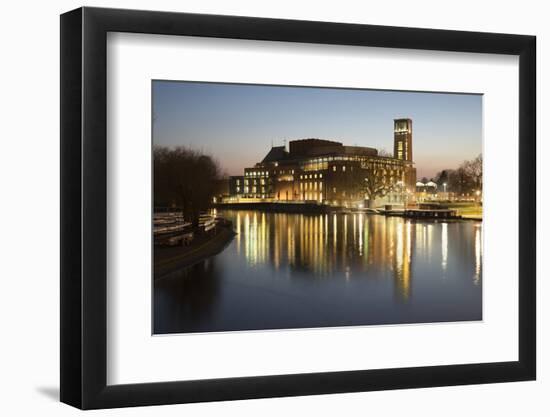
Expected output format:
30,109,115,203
152,81,483,335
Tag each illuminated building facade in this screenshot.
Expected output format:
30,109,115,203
394,118,413,162
230,120,417,206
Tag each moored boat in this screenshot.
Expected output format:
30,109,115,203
198,212,216,233
154,212,194,246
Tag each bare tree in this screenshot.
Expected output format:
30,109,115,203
434,170,450,188
357,163,393,208
448,166,474,195
434,154,482,195
463,154,482,191
154,146,221,222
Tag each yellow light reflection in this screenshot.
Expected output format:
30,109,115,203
474,224,482,285
441,223,448,271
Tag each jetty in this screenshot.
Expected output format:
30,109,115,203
380,202,482,221
402,208,460,219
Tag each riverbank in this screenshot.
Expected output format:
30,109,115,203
215,202,482,221
435,202,482,221
154,225,236,279
214,201,331,213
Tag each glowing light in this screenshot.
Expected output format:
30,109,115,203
441,223,448,271
474,225,482,285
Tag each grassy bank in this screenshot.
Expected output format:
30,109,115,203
441,202,482,220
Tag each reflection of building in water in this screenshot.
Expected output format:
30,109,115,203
393,220,413,301
441,223,448,271
228,119,416,207
232,211,415,298
474,224,482,285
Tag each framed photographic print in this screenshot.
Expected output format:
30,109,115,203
60,6,536,409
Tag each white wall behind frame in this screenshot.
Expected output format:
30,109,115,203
107,32,518,385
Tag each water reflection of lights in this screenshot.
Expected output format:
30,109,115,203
290,216,296,265
441,223,448,271
416,223,425,252
474,224,482,285
406,221,412,257
363,216,369,265
157,210,483,334
228,212,476,299
343,214,348,261
333,213,337,249
393,220,412,301
236,212,241,254
396,222,403,275
353,214,357,246
358,213,364,255
427,224,433,261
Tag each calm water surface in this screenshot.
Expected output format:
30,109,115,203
154,210,482,334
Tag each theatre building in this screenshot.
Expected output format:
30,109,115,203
228,118,416,207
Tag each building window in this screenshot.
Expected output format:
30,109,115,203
319,182,323,190
342,166,346,172
333,187,336,193
319,173,323,178
333,166,336,172
236,179,240,185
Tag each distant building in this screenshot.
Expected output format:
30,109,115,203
229,119,417,207
416,180,438,193
229,175,244,197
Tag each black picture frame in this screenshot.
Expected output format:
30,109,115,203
60,6,536,410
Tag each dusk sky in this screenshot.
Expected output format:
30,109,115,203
152,81,482,179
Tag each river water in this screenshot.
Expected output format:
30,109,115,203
154,210,482,334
